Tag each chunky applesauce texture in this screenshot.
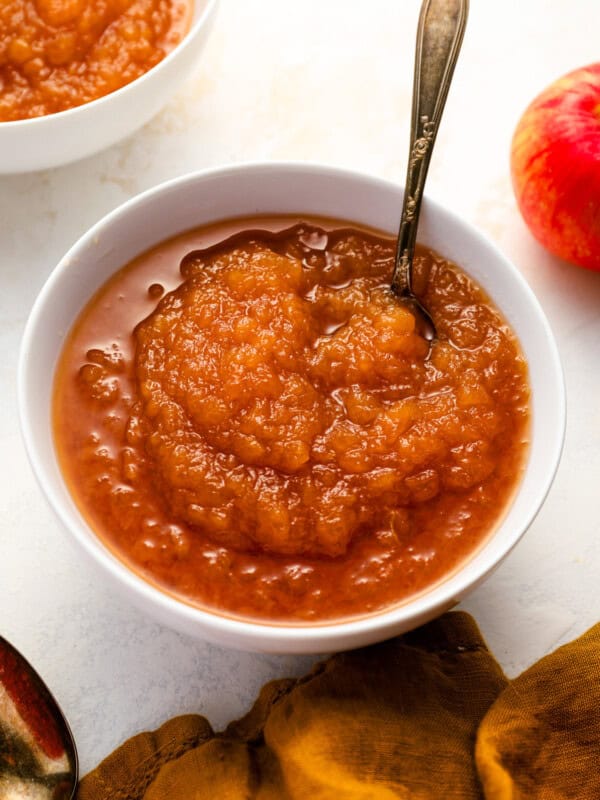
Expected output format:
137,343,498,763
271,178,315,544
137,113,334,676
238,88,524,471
0,0,191,121
54,222,530,621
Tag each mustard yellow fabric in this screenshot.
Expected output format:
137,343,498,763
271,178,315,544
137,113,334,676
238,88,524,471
76,613,600,800
476,621,600,799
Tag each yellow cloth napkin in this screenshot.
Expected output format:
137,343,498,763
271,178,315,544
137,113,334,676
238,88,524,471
77,612,600,800
476,620,600,799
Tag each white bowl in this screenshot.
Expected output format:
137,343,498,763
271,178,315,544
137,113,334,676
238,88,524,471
0,0,218,173
18,163,566,653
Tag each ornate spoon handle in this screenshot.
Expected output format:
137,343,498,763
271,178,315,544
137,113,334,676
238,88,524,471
392,0,468,297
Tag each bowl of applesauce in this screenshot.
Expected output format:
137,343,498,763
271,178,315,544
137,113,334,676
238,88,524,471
0,0,218,173
19,163,565,652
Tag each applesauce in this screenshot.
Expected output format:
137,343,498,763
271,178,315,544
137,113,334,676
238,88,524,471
53,219,530,622
0,0,192,121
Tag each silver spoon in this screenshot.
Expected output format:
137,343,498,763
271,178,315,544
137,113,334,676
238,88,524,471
0,636,78,800
391,0,469,340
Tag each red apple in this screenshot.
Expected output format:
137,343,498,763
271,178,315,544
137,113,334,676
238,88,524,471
510,63,600,271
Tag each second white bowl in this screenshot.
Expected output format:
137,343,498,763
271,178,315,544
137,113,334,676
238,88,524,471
0,0,218,173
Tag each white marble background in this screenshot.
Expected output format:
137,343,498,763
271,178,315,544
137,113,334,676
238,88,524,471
1,0,599,774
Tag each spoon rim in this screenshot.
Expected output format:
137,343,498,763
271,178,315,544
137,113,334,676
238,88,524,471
0,635,79,797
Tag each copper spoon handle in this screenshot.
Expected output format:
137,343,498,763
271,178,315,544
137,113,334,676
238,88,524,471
392,0,468,297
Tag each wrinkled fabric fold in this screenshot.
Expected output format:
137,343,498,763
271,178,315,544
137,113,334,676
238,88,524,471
476,621,600,800
76,613,600,800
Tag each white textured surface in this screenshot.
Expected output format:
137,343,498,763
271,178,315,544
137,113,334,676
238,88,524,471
1,0,599,775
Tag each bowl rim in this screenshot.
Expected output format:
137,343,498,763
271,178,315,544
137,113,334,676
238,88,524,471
18,161,566,648
0,0,218,130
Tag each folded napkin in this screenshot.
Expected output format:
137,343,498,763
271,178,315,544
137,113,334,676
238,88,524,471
77,612,600,800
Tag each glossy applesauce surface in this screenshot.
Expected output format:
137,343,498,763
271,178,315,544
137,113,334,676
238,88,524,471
0,0,191,121
53,218,530,622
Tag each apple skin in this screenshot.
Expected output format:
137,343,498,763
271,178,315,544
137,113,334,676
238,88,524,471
510,63,600,271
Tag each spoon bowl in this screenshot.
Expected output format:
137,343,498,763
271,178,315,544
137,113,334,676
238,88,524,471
0,637,78,800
